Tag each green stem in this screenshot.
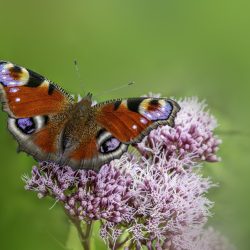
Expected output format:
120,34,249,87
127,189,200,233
65,209,93,250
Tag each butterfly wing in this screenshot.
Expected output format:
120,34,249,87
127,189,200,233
0,61,73,117
94,97,180,144
0,61,74,161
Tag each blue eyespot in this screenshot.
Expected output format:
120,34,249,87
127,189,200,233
16,118,36,134
100,137,121,153
143,101,173,121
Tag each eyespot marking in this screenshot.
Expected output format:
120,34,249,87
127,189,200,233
0,62,29,87
139,99,173,121
96,129,122,154
100,137,121,153
149,99,159,106
15,118,36,135
9,66,22,80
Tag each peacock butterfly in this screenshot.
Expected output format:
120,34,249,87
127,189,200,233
0,61,180,170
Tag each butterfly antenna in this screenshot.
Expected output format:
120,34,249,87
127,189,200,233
93,81,135,98
74,59,81,79
73,59,86,97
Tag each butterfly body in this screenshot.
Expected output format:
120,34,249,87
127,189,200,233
0,61,180,170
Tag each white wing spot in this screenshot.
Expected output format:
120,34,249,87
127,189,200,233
15,97,21,102
10,87,19,93
140,118,147,124
132,124,137,130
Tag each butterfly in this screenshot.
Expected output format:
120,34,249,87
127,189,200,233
0,61,180,170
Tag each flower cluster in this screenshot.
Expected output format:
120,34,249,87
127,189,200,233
24,97,234,250
24,161,134,223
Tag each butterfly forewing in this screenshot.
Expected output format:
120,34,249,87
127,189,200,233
94,97,180,144
0,61,73,118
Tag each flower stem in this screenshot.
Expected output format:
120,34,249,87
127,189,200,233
65,208,93,250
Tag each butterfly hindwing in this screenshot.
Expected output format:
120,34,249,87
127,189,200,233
7,115,68,162
62,126,128,170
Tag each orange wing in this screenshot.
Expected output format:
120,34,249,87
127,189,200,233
94,97,180,143
0,61,73,118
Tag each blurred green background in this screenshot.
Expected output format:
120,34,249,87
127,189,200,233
0,0,249,249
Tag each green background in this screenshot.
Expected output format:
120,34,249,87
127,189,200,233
0,0,249,249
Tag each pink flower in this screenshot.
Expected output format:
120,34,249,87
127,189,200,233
99,155,215,249
24,161,134,223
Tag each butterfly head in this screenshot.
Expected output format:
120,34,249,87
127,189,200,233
75,92,93,113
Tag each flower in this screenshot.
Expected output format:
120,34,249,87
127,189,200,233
23,97,233,250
